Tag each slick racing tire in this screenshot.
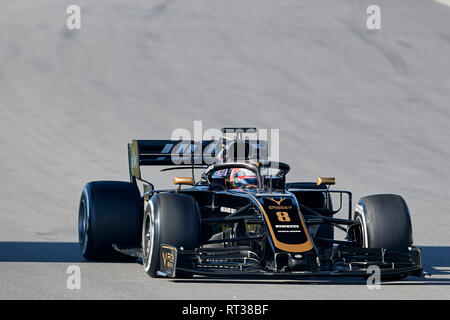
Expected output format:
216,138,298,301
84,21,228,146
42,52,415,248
354,194,413,280
142,193,200,278
78,181,142,260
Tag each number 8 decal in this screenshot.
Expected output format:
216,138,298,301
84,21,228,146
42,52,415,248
276,211,291,222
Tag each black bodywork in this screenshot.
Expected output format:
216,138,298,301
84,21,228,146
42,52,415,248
127,137,423,279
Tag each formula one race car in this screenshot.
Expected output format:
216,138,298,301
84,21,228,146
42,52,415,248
78,128,423,280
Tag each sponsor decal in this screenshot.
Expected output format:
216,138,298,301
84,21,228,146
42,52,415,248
267,197,293,210
220,206,237,214
275,224,302,233
268,205,293,210
162,251,175,268
247,195,313,252
160,245,177,277
267,197,286,205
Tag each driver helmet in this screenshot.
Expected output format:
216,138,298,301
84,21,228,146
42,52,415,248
229,168,257,189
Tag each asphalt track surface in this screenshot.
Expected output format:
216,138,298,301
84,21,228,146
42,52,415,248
0,0,449,299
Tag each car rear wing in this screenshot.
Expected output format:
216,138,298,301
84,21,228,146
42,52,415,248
128,139,269,180
128,140,215,179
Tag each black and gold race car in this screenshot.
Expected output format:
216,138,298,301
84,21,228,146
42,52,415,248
78,128,423,280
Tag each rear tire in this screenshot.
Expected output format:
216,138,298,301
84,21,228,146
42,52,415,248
142,193,200,278
354,194,413,281
78,181,142,260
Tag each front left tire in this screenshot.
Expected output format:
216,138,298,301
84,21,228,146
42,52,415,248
354,194,412,251
142,193,201,278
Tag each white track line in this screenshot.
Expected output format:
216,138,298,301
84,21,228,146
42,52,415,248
434,0,450,7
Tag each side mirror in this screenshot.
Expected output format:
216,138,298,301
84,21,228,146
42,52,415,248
317,177,335,186
174,177,195,186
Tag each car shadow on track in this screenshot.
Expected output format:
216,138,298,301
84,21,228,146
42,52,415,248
0,242,449,285
0,242,135,263
171,246,450,286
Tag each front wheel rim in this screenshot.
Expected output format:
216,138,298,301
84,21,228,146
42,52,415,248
78,198,88,254
355,215,366,248
142,207,155,271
